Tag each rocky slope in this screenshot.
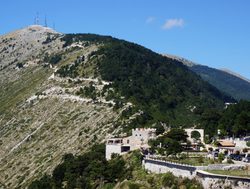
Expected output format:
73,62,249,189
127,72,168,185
0,26,130,188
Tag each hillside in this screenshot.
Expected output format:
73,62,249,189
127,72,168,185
164,54,250,101
0,26,127,188
0,26,234,188
60,34,235,126
191,65,250,101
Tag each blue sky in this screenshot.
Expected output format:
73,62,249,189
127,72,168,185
1,0,250,79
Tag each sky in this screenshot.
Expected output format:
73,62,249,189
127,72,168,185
1,0,250,79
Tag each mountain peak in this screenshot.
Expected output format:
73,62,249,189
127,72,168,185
25,25,58,33
0,25,59,39
0,25,63,70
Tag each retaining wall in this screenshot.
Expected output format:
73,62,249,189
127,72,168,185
143,157,250,189
143,158,196,179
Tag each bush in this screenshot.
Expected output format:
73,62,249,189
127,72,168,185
246,141,250,147
180,178,203,189
198,156,204,164
49,54,62,64
44,53,62,65
162,172,177,187
218,153,225,163
29,144,130,189
16,62,23,68
227,158,234,164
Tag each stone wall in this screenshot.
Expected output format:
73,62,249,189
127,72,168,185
143,158,196,179
143,157,250,189
196,164,245,171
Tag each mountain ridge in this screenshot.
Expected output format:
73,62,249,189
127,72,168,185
0,26,236,188
163,54,250,100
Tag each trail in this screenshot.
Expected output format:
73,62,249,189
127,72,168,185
9,123,44,153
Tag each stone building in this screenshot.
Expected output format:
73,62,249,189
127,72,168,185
105,128,156,160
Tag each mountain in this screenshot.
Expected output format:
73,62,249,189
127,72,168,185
164,54,250,101
0,26,125,188
0,26,233,188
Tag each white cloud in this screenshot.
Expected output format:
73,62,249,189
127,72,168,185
146,16,155,24
162,18,184,30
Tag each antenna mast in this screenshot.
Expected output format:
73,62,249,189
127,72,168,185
45,15,47,27
53,22,55,30
34,12,40,25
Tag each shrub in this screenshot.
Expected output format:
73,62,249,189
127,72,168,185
198,156,204,164
162,172,177,187
218,153,225,163
16,62,23,68
227,158,234,164
246,141,250,147
243,148,248,153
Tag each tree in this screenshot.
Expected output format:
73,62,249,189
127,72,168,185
166,128,188,142
155,122,165,135
28,175,53,189
191,130,201,140
149,128,185,156
164,138,183,156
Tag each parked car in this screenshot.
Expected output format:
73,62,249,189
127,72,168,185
229,154,242,161
244,137,250,141
242,154,250,162
212,151,219,158
240,154,246,159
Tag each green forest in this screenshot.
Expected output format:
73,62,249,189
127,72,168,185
200,100,250,138
60,34,234,128
58,34,250,138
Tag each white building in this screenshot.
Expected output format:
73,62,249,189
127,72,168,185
105,128,156,160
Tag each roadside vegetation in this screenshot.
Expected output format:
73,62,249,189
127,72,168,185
29,144,203,189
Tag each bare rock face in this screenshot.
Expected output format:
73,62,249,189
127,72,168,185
0,26,130,188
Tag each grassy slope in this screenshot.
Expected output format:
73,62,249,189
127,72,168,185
0,66,52,115
0,50,121,188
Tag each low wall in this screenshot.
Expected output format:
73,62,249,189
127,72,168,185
196,164,245,171
143,157,250,189
143,158,196,179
